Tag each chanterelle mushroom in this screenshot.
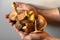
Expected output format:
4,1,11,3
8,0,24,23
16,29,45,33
8,2,47,33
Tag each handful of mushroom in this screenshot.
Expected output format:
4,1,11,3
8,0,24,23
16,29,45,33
7,2,47,33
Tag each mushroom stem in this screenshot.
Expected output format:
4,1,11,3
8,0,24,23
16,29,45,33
12,2,17,13
34,20,38,32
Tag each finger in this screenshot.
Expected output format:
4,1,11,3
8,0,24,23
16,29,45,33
13,25,26,38
8,19,16,26
8,19,12,23
8,20,13,26
14,2,31,10
5,14,10,18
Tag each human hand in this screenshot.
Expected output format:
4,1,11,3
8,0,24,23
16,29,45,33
5,14,60,40
38,8,60,23
5,2,60,40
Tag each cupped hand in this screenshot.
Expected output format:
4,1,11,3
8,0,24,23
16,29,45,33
5,2,60,40
5,8,60,40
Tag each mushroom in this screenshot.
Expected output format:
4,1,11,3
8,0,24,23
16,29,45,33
8,2,47,33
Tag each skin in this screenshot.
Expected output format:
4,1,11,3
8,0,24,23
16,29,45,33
38,8,60,23
5,2,60,40
5,17,60,40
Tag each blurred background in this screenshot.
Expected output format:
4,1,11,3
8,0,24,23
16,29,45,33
0,0,60,40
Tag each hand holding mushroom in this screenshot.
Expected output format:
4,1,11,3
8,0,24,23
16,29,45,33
5,2,60,40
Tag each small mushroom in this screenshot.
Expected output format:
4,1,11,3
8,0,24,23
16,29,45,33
9,11,17,21
37,15,47,31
